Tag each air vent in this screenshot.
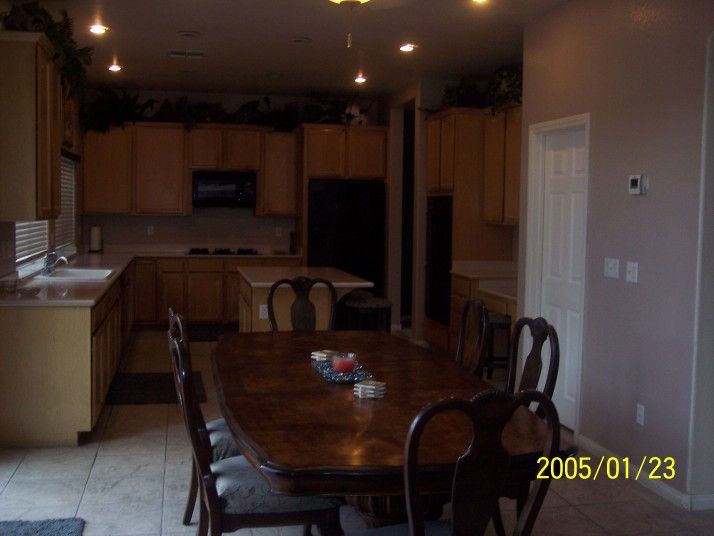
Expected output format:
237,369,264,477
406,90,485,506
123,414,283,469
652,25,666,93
168,49,206,59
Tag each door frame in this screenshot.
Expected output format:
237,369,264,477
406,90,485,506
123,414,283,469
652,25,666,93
524,113,590,435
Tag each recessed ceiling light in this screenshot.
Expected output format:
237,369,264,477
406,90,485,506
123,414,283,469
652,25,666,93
89,24,109,35
354,72,367,84
399,43,418,53
472,0,488,4
330,0,370,4
108,63,122,72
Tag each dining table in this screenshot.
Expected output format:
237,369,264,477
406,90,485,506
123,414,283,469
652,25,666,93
212,330,560,525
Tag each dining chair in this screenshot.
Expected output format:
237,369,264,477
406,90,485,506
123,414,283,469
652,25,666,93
356,390,560,536
168,308,242,526
454,299,488,376
168,337,343,536
267,276,338,331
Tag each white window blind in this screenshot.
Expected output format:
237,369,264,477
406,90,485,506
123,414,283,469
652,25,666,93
15,220,49,263
54,157,76,248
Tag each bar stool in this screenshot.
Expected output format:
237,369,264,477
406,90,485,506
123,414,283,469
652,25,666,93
484,312,512,378
345,294,392,332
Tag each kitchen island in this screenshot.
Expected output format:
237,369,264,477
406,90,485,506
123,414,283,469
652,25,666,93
235,266,373,332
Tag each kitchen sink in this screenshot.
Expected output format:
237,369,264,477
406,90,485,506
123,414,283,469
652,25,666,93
34,268,114,281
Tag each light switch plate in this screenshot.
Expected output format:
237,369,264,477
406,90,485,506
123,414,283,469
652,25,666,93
626,261,639,283
604,257,619,279
636,404,645,426
259,304,268,320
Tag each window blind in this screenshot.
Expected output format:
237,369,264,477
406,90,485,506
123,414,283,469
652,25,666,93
54,157,76,248
15,220,49,263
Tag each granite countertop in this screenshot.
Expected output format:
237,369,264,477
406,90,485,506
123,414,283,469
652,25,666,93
237,266,374,289
0,253,133,307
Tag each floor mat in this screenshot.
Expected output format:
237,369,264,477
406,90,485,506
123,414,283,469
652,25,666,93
0,518,84,536
106,372,207,404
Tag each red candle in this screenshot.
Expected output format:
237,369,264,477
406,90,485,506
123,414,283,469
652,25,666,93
332,353,355,373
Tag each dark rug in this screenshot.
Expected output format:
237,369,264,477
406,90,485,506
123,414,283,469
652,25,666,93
0,518,84,535
187,323,238,342
106,372,207,405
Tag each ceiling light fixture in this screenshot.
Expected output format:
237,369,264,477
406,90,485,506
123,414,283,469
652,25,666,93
329,0,370,4
89,24,109,35
399,43,417,53
472,0,488,4
108,63,122,72
354,72,367,84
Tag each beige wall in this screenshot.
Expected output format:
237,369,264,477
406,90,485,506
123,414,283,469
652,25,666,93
83,209,294,254
520,0,714,496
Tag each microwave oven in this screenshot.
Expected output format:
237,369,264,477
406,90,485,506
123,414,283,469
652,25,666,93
192,170,256,208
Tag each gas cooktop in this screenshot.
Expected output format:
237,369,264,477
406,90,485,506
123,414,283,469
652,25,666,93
187,248,259,255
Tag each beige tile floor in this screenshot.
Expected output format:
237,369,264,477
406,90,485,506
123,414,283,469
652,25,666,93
0,328,711,535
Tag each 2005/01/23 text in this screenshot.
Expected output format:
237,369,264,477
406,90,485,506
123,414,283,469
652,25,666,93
536,456,675,480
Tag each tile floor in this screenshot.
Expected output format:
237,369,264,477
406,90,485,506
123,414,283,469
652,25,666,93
0,329,712,535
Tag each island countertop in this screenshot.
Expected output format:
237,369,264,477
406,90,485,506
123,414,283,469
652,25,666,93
237,266,374,289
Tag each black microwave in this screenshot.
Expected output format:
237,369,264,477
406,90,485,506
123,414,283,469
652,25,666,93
192,170,256,208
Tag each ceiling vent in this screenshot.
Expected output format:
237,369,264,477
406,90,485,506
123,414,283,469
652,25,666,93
168,49,206,59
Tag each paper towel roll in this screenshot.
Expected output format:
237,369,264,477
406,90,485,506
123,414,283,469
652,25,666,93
89,226,102,252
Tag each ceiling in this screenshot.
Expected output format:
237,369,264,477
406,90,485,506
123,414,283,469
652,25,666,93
40,0,566,95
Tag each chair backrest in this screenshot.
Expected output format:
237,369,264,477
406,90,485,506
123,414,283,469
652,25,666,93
404,390,560,536
454,300,488,376
506,317,560,400
267,276,338,331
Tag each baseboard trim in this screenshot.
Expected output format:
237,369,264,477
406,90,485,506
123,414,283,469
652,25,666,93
574,434,712,511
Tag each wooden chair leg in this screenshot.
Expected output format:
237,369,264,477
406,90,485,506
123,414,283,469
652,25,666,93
183,465,198,525
197,488,208,536
492,504,507,536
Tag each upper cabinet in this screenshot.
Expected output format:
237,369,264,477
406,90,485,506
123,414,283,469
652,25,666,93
301,124,387,179
187,126,263,171
0,32,62,221
83,127,133,214
134,124,186,214
426,114,456,194
482,106,521,225
258,132,296,216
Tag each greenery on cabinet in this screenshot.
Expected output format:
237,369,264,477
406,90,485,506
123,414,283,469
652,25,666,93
1,1,93,96
81,89,376,133
438,64,522,114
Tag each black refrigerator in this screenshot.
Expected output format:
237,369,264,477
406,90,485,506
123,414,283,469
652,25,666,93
425,196,452,325
308,179,385,296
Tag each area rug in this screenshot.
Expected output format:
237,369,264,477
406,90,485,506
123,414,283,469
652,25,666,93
0,518,84,535
106,372,207,405
187,323,238,342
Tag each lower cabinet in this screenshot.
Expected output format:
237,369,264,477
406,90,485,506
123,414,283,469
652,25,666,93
157,259,187,319
135,259,157,323
188,272,224,322
91,301,121,426
224,273,242,324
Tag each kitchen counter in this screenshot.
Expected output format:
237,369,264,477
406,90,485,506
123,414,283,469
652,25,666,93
238,266,373,289
0,253,133,307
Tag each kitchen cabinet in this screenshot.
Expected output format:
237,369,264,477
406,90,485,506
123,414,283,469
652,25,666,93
157,259,187,319
134,124,186,214
188,127,222,169
91,295,121,426
224,273,243,324
346,126,387,179
483,106,521,225
120,262,135,346
258,132,296,216
188,127,263,171
426,114,455,194
134,259,157,323
303,125,346,178
187,258,223,322
83,127,134,214
426,119,442,192
0,32,62,221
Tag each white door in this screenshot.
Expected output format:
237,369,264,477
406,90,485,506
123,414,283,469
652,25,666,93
539,126,588,429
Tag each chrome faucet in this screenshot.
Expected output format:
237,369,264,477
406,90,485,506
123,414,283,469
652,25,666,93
41,252,69,275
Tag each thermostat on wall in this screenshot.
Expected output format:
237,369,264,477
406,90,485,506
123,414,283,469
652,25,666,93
628,174,648,195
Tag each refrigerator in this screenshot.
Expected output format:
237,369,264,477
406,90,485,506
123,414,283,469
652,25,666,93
425,196,452,325
308,179,385,296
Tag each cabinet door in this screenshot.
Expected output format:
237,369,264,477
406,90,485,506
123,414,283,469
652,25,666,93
347,127,387,179
134,260,157,323
426,119,442,193
91,322,105,425
439,115,456,192
158,270,186,319
224,273,242,324
223,129,262,170
187,272,223,322
35,44,61,219
503,106,521,225
238,296,251,332
83,128,133,214
305,127,345,177
189,128,222,169
258,132,296,216
121,264,135,344
482,111,506,224
134,125,185,214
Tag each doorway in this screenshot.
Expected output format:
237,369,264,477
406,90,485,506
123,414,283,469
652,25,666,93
400,101,415,329
525,114,590,431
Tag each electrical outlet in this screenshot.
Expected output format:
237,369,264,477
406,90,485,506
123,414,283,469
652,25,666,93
626,261,639,283
259,304,268,320
636,404,645,426
147,225,154,236
604,257,619,279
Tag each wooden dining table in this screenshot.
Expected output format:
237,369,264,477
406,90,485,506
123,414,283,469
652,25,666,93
212,330,558,503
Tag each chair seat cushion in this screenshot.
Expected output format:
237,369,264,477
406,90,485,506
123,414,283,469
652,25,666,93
206,418,241,461
212,457,342,515
355,520,451,536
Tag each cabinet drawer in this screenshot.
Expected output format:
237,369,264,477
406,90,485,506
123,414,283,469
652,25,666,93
92,281,120,332
156,259,185,272
187,259,223,272
451,275,471,298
